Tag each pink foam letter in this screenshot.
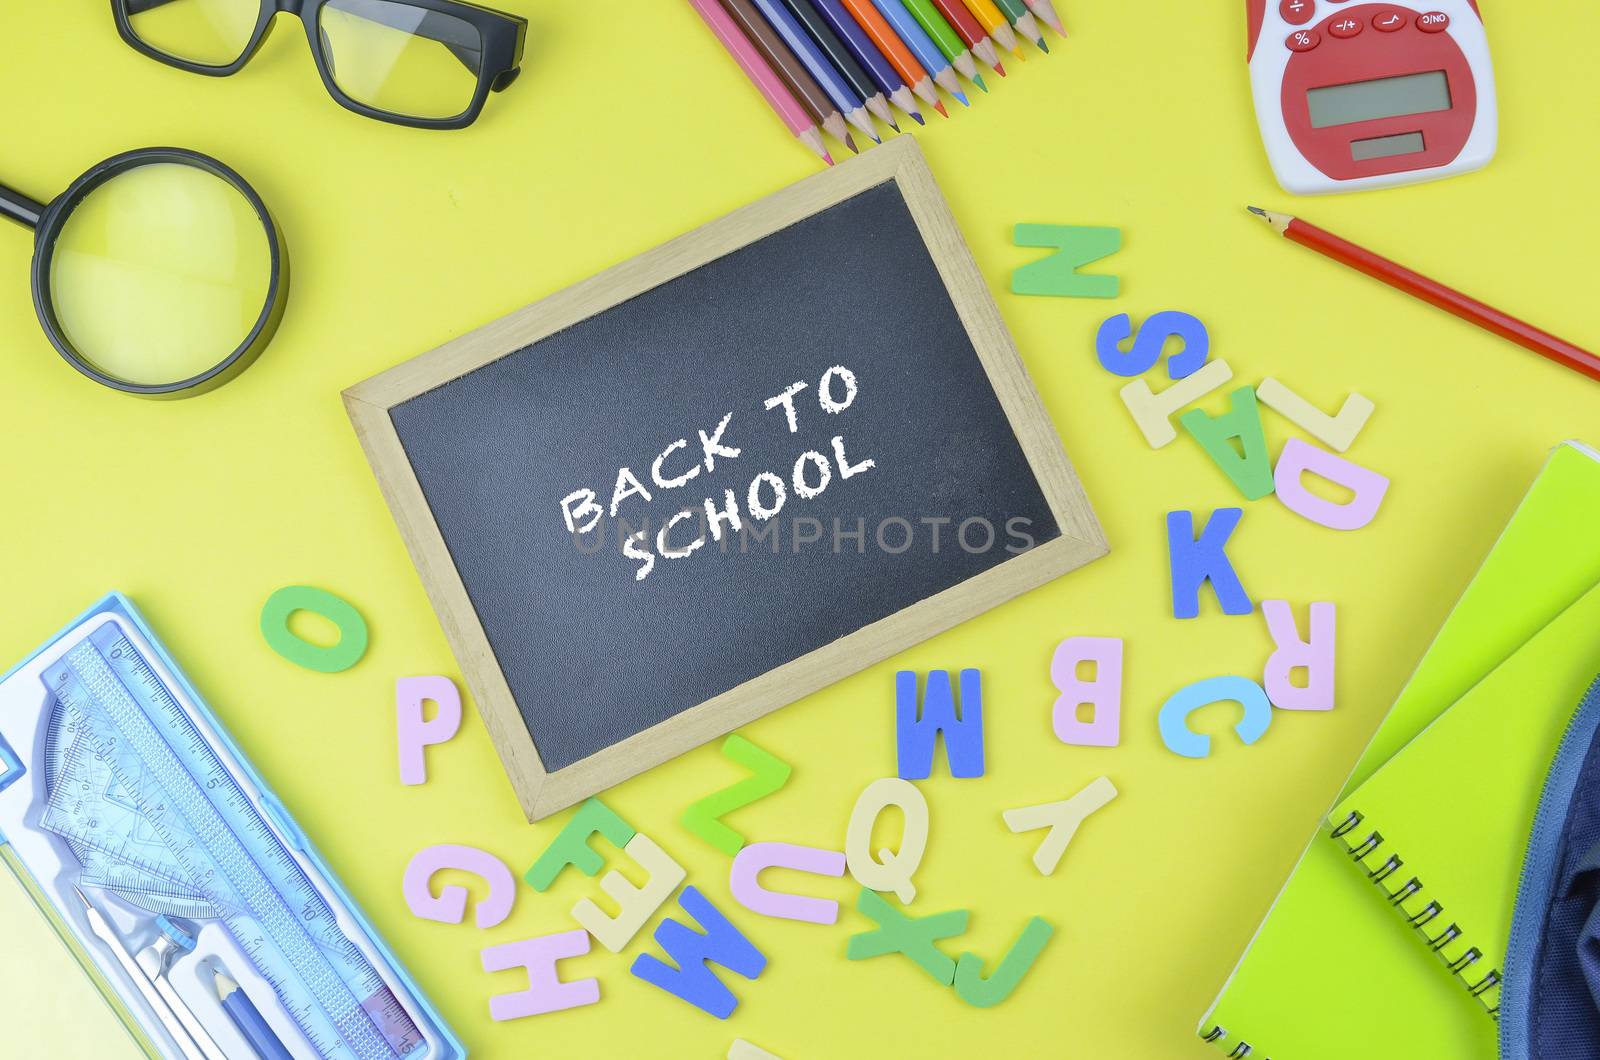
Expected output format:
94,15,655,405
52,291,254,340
729,842,847,924
1049,637,1123,747
1263,601,1336,711
1273,438,1388,531
403,844,516,929
397,676,462,785
481,930,599,1020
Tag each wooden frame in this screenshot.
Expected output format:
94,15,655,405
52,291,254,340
343,136,1107,821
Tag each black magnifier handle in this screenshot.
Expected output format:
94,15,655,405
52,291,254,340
0,183,44,229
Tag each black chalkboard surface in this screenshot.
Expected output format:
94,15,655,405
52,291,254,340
346,139,1105,819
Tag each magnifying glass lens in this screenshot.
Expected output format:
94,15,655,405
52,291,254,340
47,162,273,388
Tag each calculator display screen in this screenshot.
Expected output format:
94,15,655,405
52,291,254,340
1306,71,1451,129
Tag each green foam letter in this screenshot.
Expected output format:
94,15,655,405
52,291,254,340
680,734,792,856
524,797,635,891
259,586,369,674
1010,224,1122,299
1179,386,1275,500
954,916,1054,1007
846,888,969,985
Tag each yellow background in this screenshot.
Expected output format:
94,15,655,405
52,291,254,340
3,2,1598,1057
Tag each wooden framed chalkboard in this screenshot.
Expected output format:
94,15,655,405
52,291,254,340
344,137,1106,821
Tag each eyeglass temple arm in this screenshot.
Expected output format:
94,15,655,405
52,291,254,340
124,0,498,81
0,184,44,230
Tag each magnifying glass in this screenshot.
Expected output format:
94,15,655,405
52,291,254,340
0,147,287,397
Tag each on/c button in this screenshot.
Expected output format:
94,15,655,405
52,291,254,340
1417,11,1450,31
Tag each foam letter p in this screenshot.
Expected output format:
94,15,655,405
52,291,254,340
397,676,462,785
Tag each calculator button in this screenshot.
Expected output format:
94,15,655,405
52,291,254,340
1279,0,1314,26
1328,15,1362,37
1371,10,1406,31
1417,11,1450,31
1286,28,1320,50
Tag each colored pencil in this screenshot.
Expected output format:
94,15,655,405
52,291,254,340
839,0,947,116
869,0,970,105
992,0,1048,51
718,0,858,152
807,0,924,124
900,0,987,89
211,970,294,1060
689,0,833,163
1023,0,1065,36
960,0,1024,61
930,0,1005,75
751,0,881,143
1248,207,1600,383
781,0,897,130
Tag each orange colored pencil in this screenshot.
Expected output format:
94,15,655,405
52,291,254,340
839,0,949,117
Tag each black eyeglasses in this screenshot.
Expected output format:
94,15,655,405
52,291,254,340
112,0,526,129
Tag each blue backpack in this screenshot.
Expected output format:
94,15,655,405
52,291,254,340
1502,678,1600,1060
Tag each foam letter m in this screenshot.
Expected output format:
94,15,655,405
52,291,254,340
896,669,985,780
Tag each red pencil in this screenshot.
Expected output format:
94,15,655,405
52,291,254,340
1248,207,1600,383
930,0,1005,75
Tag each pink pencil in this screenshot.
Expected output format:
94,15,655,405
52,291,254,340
687,0,834,165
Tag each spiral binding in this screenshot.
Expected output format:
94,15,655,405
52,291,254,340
1329,809,1502,1017
1200,1023,1269,1059
1199,809,1502,1058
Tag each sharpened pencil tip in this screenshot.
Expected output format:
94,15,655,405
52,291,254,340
974,75,988,92
911,112,926,125
845,133,859,153
1038,38,1050,53
953,89,971,106
1246,205,1266,217
823,152,835,165
934,100,949,118
994,62,1007,76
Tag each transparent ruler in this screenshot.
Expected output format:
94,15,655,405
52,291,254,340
43,621,424,1060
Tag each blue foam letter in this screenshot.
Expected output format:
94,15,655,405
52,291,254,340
1095,311,1209,379
1167,509,1252,619
629,886,766,1019
896,669,984,780
1158,676,1273,759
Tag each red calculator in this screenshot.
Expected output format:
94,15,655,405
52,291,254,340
1246,0,1497,193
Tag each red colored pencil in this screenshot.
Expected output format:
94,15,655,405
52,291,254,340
1248,207,1600,383
930,0,1005,74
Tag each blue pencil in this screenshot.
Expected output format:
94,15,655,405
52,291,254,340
781,0,898,130
868,0,970,106
749,0,882,142
212,968,294,1060
806,0,924,124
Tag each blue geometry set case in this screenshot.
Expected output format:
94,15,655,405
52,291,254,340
0,593,463,1060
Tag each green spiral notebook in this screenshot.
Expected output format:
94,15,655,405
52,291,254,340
1198,441,1600,1060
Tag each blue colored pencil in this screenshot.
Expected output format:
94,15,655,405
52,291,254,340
868,0,970,106
212,969,294,1060
806,0,924,124
781,0,897,130
750,0,881,142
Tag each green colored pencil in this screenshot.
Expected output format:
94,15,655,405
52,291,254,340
898,0,987,89
991,0,1048,51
